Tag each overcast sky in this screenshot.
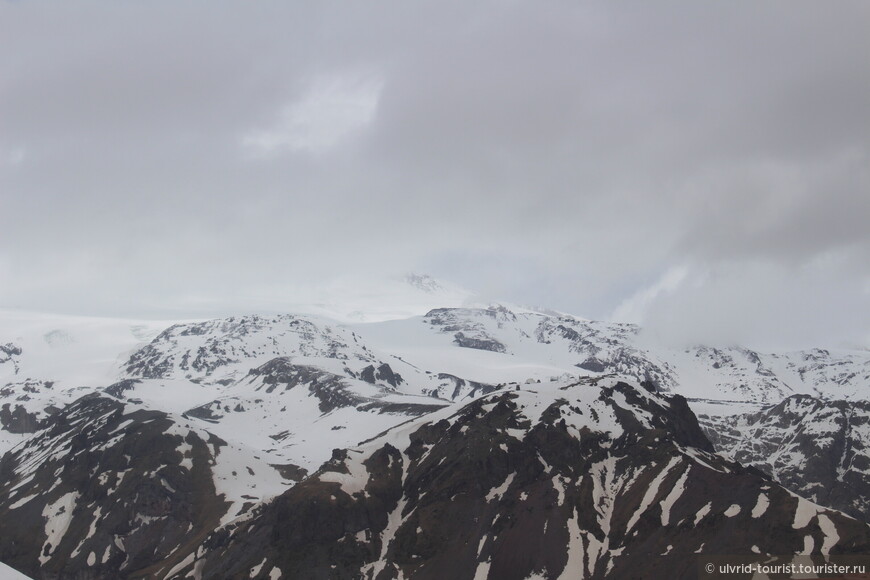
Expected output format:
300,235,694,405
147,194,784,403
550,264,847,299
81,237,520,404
1,1,868,349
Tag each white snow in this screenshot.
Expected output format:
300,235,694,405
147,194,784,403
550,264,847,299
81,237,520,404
9,493,37,510
659,466,690,526
817,514,839,553
70,506,102,558
207,436,289,525
485,473,515,502
0,561,32,579
694,502,712,526
2,302,868,578
625,456,680,532
318,455,370,496
165,552,196,579
792,496,818,529
39,492,79,564
680,447,727,474
365,498,409,579
250,558,267,577
751,494,770,518
473,559,492,580
562,506,586,580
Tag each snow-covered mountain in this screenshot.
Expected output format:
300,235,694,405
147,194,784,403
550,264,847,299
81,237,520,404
700,395,870,522
0,310,170,451
0,394,289,579
113,313,499,471
2,301,870,579
354,306,870,404
171,378,870,579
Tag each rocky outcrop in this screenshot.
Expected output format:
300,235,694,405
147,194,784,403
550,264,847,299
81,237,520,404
0,403,41,434
452,332,507,353
359,363,405,389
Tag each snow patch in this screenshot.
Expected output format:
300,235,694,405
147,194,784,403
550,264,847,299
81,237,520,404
318,456,370,496
39,492,79,564
751,494,769,518
817,514,839,553
474,559,491,580
694,502,712,525
250,557,267,577
793,496,818,529
625,456,680,532
659,466,690,526
486,473,515,502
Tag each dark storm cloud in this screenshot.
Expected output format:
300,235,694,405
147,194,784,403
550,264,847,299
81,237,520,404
1,1,868,346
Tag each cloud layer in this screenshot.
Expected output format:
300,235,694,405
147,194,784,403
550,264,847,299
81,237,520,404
1,1,868,347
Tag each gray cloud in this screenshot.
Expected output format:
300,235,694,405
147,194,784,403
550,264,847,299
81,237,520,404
1,1,868,346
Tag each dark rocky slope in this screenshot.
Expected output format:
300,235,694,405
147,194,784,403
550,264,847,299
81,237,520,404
701,395,870,523
176,378,870,580
0,394,288,580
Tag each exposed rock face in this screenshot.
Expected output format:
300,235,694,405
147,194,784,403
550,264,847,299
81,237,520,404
701,395,870,523
103,378,141,398
375,363,403,389
577,357,608,373
424,308,510,354
0,403,41,434
246,357,362,413
359,363,404,389
176,379,870,580
0,394,287,580
452,331,507,353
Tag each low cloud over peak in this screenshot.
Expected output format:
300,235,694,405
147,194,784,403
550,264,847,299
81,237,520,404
1,1,867,348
